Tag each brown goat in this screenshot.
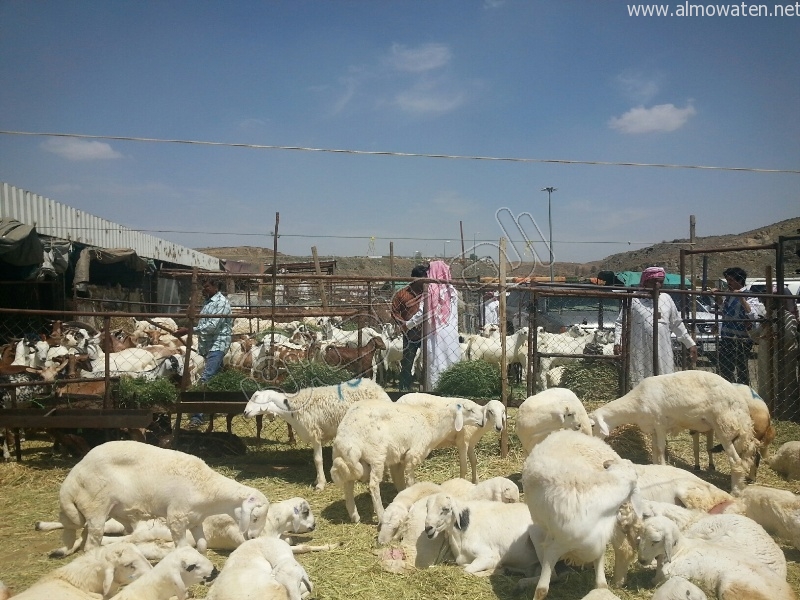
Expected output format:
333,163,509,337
317,337,386,379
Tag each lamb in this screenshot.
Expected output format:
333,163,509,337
244,378,391,490
206,537,312,600
722,484,800,551
397,394,507,482
7,542,152,600
515,388,592,455
50,440,269,557
423,492,539,576
652,576,708,600
330,398,486,524
465,327,529,374
622,500,787,582
767,440,800,480
520,429,640,600
110,546,218,600
692,384,775,480
636,515,796,600
377,476,519,546
588,371,759,493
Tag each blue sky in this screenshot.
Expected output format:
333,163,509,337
0,1,797,270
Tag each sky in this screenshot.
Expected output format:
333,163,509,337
0,1,798,273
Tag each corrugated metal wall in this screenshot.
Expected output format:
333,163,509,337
0,181,220,270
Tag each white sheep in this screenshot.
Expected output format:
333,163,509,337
634,463,734,512
768,440,800,480
244,378,391,490
51,440,269,557
515,388,592,456
722,484,800,551
637,515,795,600
589,371,758,493
207,537,312,600
652,576,708,600
330,398,486,524
378,476,519,547
465,327,529,373
423,492,538,576
111,546,218,600
692,384,775,481
7,542,152,600
397,394,507,482
521,429,640,600
579,590,622,600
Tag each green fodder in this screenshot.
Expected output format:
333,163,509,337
434,360,502,400
193,368,262,394
559,360,621,403
117,375,178,408
280,360,355,393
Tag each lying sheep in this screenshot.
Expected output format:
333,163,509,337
111,546,219,600
423,492,538,576
589,371,758,493
722,484,800,551
515,388,592,455
635,500,787,580
244,378,390,490
8,542,152,600
378,477,519,546
207,537,312,600
579,590,622,600
521,430,640,600
634,463,734,512
397,394,507,482
768,440,800,480
51,440,269,557
652,576,708,600
330,398,485,524
637,515,795,600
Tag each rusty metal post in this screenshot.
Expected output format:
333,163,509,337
499,238,508,457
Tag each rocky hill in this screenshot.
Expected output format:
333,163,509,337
199,216,800,283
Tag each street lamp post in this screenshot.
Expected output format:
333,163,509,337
443,240,450,258
473,232,479,261
541,187,557,282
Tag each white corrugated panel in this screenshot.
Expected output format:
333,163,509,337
0,182,220,270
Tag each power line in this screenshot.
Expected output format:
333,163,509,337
2,130,799,174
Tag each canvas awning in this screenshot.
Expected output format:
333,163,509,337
0,217,44,266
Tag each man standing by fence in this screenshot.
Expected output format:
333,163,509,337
715,267,762,385
392,264,428,392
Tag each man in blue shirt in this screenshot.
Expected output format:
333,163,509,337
715,267,762,385
175,277,232,428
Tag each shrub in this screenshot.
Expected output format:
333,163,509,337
117,376,179,409
434,360,502,399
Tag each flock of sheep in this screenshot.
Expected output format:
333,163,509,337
3,365,800,598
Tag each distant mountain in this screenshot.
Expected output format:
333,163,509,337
198,217,800,283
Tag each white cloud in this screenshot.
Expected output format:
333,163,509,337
41,138,123,160
608,103,696,134
483,0,506,8
388,43,452,73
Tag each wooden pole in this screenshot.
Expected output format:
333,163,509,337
312,246,329,311
270,213,279,348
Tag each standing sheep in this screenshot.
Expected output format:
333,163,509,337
588,371,758,493
51,440,269,557
330,398,485,524
521,430,640,600
244,378,391,490
7,542,152,600
397,394,507,482
515,388,592,455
